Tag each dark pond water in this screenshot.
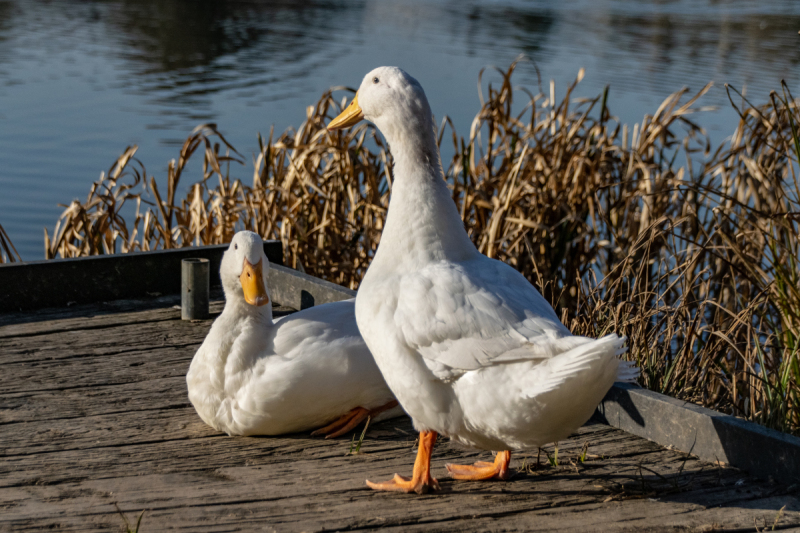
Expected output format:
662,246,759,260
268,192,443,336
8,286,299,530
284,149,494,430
1,0,799,260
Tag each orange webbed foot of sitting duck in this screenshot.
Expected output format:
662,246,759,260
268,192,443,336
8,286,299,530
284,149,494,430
310,407,368,439
311,400,399,439
366,430,440,494
446,450,512,481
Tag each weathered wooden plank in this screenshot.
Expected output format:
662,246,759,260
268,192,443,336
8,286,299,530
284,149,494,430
0,312,210,396
0,301,214,340
0,418,670,488
0,241,282,313
268,264,356,310
0,292,190,329
0,344,196,394
0,302,295,359
3,383,659,459
599,383,800,486
0,408,201,456
0,308,286,394
1,426,797,532
0,471,755,529
4,494,798,533
0,376,188,423
2,412,797,531
0,314,210,362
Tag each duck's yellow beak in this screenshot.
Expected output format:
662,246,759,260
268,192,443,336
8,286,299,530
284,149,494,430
240,258,270,306
327,92,364,130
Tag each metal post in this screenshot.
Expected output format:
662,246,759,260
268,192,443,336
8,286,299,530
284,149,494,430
181,258,209,320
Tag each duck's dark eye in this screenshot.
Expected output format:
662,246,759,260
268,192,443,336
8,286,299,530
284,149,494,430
234,244,238,250
373,76,379,84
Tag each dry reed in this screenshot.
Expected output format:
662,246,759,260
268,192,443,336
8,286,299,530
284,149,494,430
0,223,20,263
17,61,800,434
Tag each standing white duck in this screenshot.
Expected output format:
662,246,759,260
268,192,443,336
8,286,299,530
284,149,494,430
187,230,399,438
327,67,637,493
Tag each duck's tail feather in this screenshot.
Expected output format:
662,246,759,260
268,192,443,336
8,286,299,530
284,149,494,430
522,333,634,399
616,360,639,383
611,335,639,383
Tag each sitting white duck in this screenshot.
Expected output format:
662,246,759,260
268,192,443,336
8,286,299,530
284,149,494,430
327,67,638,493
187,230,399,438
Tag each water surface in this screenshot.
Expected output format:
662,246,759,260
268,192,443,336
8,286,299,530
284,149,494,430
1,0,799,259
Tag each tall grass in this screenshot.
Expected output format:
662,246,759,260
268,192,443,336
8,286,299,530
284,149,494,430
0,223,20,263
16,61,800,434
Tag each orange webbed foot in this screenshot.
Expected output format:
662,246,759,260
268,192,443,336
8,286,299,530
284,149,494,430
366,473,440,494
311,400,399,439
366,430,440,495
446,450,512,481
310,407,369,439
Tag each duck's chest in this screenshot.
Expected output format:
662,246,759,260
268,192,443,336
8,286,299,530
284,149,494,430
354,273,401,358
220,320,272,390
355,272,450,410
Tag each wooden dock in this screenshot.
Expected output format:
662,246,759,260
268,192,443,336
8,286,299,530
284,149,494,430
2,296,799,532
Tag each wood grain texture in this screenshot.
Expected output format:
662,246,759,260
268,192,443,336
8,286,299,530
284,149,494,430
1,301,799,532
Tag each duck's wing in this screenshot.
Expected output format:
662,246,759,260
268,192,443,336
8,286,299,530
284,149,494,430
394,257,587,381
223,300,378,434
270,299,361,358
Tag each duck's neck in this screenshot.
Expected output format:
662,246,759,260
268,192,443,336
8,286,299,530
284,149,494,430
374,118,478,270
220,290,274,325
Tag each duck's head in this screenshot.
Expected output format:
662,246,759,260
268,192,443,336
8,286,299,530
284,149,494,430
220,231,271,308
327,67,434,151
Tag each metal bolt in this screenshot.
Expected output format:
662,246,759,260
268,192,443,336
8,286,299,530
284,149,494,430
181,258,209,320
